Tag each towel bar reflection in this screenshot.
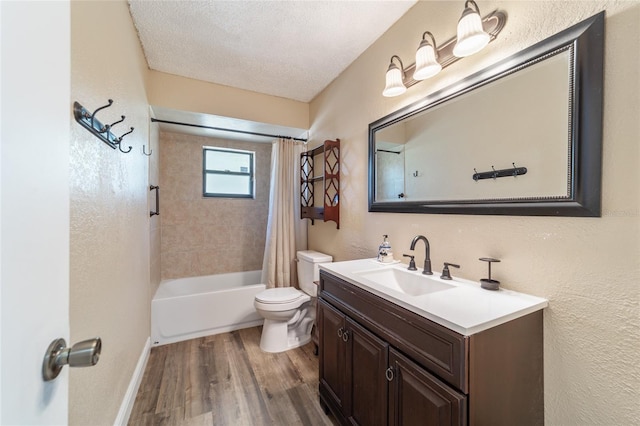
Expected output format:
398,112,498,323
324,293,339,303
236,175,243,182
150,185,159,217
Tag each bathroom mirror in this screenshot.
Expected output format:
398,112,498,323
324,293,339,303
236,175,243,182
369,12,603,216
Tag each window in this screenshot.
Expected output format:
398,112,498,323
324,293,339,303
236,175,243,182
203,147,255,198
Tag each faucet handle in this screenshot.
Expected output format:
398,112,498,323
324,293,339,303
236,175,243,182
403,254,417,271
440,262,460,280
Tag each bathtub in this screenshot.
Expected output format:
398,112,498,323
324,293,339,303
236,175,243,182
151,270,266,346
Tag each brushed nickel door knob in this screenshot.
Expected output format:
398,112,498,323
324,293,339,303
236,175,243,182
42,337,102,381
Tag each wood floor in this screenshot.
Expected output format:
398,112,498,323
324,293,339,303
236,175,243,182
128,326,337,425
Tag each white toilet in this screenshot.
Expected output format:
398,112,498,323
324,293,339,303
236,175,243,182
254,250,332,353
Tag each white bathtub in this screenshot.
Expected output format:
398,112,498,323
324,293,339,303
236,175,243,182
151,270,266,346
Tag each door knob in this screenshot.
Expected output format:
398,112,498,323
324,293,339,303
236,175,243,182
42,337,102,381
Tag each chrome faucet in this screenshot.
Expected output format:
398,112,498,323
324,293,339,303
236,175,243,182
410,235,432,275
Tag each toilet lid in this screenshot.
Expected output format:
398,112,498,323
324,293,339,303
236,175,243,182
255,287,305,304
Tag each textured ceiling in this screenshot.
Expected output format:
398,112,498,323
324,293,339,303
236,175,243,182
129,0,417,103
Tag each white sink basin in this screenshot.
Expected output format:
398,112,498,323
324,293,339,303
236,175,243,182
355,267,454,296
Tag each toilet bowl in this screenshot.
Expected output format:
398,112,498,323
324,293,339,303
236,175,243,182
254,250,332,353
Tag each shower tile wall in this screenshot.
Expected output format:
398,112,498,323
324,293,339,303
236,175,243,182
160,131,271,279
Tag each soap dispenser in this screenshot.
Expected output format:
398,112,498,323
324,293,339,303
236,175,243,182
377,235,394,263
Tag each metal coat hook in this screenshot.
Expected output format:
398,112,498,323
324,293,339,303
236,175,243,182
118,127,134,140
100,115,125,133
90,99,113,130
116,127,134,153
73,99,134,153
492,166,497,179
142,145,152,156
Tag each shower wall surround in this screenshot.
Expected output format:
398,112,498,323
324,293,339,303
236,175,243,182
160,131,271,279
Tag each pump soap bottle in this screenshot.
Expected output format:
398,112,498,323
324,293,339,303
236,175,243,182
377,235,394,263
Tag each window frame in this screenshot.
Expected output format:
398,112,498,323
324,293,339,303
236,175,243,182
202,146,255,199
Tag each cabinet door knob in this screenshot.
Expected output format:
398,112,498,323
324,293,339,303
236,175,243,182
342,331,349,342
385,367,395,382
337,327,343,338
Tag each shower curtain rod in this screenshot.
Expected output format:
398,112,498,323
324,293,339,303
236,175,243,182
150,118,308,142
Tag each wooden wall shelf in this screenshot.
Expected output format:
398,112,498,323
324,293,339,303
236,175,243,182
301,139,340,229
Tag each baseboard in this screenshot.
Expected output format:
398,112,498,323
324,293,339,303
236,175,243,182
114,337,151,425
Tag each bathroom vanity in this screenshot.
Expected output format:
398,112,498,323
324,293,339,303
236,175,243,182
317,260,548,426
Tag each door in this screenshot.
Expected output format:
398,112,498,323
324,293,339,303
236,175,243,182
1,1,71,423
318,299,347,412
346,318,388,426
388,349,467,426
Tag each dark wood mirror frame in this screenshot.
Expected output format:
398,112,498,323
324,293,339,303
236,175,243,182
368,12,604,217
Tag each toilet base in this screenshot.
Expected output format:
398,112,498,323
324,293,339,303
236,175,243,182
259,316,314,353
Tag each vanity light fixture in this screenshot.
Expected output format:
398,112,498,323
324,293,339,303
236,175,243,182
383,55,407,97
453,0,491,57
413,31,442,80
381,1,505,97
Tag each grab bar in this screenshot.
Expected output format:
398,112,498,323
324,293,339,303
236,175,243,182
150,185,159,217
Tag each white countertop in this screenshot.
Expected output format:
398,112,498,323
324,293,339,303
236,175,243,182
319,259,548,336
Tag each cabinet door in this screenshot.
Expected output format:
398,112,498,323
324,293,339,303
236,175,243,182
319,299,347,412
346,318,389,426
389,348,467,426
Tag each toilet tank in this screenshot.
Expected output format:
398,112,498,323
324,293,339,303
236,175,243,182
297,250,332,297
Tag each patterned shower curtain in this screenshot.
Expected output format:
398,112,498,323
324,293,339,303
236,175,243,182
261,138,307,288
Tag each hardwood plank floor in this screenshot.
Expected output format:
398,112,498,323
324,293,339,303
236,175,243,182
128,326,337,425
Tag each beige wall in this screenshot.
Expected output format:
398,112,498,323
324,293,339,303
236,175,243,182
160,132,271,279
70,1,151,424
147,70,309,129
309,1,639,425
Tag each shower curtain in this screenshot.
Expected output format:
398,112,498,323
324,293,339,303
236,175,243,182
261,138,307,288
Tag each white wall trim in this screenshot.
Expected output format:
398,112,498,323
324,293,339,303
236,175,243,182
114,337,150,426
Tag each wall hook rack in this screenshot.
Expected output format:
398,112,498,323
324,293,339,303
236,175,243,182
73,100,134,152
473,163,527,181
142,145,152,156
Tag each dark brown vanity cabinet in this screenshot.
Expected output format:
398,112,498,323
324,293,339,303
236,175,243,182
319,300,389,425
318,270,544,426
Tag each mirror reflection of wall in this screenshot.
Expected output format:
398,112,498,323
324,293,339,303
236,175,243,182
375,48,572,203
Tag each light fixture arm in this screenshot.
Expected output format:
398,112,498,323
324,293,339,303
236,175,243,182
421,31,438,53
390,55,405,76
422,31,438,48
465,0,481,13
